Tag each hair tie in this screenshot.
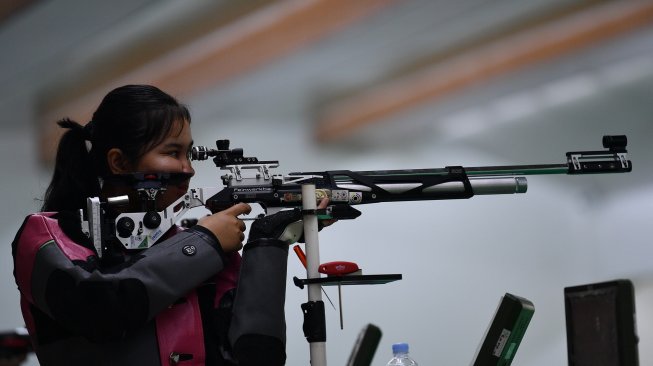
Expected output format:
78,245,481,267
82,120,95,142
57,118,93,141
82,122,94,154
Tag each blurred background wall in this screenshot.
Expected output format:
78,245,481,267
1,1,652,365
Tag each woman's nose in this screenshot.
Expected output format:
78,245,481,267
182,158,195,175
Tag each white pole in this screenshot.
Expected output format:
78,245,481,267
302,183,327,366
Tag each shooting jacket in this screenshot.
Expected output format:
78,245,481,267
12,211,287,366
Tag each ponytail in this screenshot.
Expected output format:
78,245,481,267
41,118,101,212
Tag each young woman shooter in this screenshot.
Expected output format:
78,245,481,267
12,85,323,366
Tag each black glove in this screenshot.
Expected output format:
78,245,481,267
248,208,329,244
247,208,304,244
228,211,298,366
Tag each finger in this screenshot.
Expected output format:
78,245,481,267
224,202,252,216
238,219,246,232
239,232,245,243
317,197,330,209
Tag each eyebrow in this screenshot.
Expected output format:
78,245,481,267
161,142,192,150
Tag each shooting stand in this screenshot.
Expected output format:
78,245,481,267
296,183,402,366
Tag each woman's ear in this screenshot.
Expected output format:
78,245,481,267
106,148,130,174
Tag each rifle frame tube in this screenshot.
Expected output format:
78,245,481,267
336,176,527,196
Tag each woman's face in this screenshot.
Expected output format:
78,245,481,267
134,119,194,175
131,120,195,209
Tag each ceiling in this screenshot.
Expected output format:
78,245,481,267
1,0,652,177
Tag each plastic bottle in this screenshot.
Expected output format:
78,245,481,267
386,342,418,366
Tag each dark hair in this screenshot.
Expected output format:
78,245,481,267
41,85,191,212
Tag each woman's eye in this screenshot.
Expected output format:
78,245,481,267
167,151,179,157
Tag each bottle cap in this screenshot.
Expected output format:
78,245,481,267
392,343,409,354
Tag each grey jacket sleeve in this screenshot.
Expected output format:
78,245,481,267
28,226,225,341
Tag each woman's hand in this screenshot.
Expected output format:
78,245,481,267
198,203,251,252
317,198,338,229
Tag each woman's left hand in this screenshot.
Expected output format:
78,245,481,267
317,198,338,229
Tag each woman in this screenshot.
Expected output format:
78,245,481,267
12,85,305,365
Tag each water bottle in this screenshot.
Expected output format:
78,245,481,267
386,343,418,366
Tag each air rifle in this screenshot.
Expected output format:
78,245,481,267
82,135,631,259
191,134,631,217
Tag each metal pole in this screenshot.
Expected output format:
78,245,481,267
302,183,327,366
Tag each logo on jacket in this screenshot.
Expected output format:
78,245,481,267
182,245,197,256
